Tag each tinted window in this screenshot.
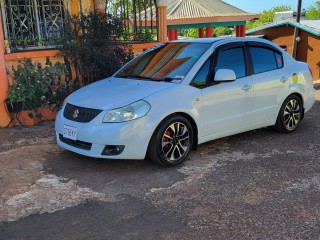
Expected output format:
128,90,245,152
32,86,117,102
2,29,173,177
249,47,278,74
116,43,211,81
192,59,211,88
215,47,246,79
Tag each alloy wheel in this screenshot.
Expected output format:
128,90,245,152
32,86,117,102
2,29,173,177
283,99,301,131
161,122,190,161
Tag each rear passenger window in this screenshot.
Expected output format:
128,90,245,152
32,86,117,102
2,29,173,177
215,47,246,79
249,47,282,74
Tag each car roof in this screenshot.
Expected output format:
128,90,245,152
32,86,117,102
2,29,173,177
170,37,283,51
171,37,268,44
170,38,226,44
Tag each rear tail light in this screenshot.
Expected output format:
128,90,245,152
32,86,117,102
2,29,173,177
308,65,313,78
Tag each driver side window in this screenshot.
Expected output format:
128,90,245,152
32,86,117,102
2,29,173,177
215,47,246,79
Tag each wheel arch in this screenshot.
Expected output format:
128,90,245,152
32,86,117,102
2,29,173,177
177,112,198,151
148,112,199,152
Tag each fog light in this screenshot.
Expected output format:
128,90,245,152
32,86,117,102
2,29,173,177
101,145,125,156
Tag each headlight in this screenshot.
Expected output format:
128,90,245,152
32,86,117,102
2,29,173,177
102,100,151,123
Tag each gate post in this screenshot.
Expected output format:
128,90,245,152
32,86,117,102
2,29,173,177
0,14,10,127
157,0,168,42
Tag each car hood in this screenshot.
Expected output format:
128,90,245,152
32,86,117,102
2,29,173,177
66,77,174,110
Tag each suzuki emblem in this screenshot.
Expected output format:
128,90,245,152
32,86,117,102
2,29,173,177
72,109,79,119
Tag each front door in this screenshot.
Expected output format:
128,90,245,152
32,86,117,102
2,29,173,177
197,43,253,138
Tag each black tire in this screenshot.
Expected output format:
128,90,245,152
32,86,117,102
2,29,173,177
274,95,303,133
147,115,194,167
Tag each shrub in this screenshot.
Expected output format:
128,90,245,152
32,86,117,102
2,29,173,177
56,11,134,86
7,58,70,112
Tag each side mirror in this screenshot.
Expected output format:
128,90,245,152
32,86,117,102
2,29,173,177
214,69,236,82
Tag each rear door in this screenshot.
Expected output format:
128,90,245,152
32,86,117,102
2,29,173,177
246,42,290,125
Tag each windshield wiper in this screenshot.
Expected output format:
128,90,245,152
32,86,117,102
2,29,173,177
116,74,154,80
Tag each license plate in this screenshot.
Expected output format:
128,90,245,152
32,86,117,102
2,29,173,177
63,125,77,140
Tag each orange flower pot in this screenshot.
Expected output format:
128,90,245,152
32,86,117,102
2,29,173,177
40,106,58,121
18,110,41,126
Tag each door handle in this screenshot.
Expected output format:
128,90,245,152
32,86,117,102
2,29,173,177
280,76,288,83
241,84,252,91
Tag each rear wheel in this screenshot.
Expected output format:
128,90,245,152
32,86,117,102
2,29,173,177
274,95,302,133
147,115,193,167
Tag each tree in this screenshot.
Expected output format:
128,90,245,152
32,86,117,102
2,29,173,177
184,27,233,38
186,28,199,38
246,5,292,30
57,11,133,86
306,0,320,18
214,27,233,36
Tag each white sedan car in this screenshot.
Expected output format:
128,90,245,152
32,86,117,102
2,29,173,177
55,38,316,166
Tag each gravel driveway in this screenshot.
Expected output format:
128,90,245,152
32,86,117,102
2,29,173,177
0,85,319,239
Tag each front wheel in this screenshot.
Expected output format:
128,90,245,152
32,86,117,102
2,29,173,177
274,95,303,133
147,115,193,167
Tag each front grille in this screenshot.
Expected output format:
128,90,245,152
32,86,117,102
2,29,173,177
64,103,102,123
59,134,92,150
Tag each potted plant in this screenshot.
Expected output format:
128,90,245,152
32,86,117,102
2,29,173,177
7,58,71,125
5,86,24,113
39,60,70,120
17,37,31,49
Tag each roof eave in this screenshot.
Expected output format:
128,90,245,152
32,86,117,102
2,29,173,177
167,14,259,26
246,21,320,37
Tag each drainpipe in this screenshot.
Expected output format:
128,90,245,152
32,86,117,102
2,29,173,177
0,13,10,127
157,0,168,42
292,0,302,59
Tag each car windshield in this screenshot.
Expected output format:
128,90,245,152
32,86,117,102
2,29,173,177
115,42,211,82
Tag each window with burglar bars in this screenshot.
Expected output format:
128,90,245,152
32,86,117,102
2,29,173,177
106,0,158,42
0,0,158,51
0,0,67,50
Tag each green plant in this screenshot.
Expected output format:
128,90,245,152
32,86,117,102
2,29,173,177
246,5,292,30
186,28,199,38
214,27,233,37
56,11,133,86
135,30,156,42
38,38,49,47
7,58,70,113
17,37,31,49
306,1,320,18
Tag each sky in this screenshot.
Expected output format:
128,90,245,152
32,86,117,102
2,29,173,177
223,0,315,13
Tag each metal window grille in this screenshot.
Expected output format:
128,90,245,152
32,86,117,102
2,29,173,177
106,0,158,42
0,0,66,50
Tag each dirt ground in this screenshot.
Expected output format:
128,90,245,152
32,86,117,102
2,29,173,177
0,85,319,239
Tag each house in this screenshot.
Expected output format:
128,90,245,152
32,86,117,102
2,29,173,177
144,0,257,40
0,0,159,127
246,17,320,81
0,0,257,127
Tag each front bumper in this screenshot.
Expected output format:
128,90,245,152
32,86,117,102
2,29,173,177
55,110,158,159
